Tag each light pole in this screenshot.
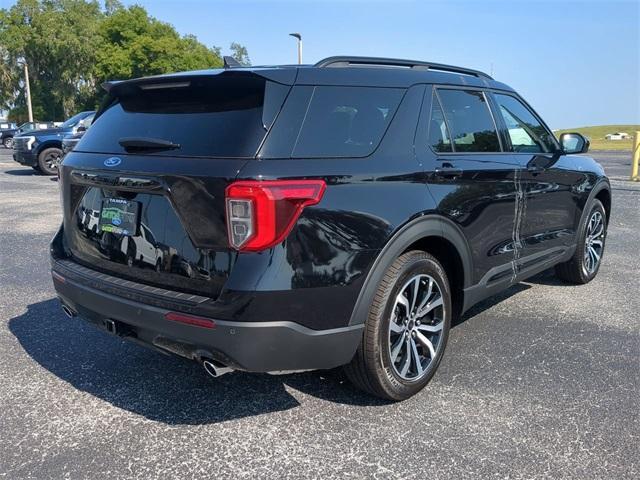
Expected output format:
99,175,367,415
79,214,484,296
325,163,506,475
18,60,33,122
289,33,302,64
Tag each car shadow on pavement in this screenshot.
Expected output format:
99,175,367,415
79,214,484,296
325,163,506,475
454,282,531,327
9,299,387,426
525,268,574,287
4,168,38,176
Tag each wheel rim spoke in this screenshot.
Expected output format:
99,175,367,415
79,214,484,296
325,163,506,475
416,278,433,313
390,335,405,363
409,276,420,313
410,339,423,376
399,339,411,376
415,330,436,359
396,292,410,313
592,224,603,238
416,321,443,333
417,295,443,318
389,316,403,333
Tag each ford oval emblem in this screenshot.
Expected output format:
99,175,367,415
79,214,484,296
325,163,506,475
112,217,122,226
104,157,122,167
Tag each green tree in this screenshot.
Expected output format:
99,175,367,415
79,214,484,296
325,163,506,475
92,5,223,89
0,0,248,121
0,0,103,121
230,42,250,66
0,45,16,111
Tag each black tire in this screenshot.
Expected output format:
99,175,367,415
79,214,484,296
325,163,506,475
31,165,41,173
555,199,607,284
3,137,13,149
344,250,452,401
37,147,63,176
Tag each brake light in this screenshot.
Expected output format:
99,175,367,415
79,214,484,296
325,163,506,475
225,179,326,251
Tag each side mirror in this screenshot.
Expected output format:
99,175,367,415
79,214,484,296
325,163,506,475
76,126,87,133
559,132,589,154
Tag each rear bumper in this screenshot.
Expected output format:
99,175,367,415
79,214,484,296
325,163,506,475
51,259,363,372
13,150,37,166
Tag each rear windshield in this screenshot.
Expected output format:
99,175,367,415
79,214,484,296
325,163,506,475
291,86,404,158
77,75,290,158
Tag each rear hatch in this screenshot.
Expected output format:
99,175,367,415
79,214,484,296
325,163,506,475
58,70,293,298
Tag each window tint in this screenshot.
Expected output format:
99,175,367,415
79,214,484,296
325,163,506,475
437,89,501,152
78,75,290,158
61,112,91,128
428,93,452,152
494,94,556,153
292,86,403,158
79,114,94,129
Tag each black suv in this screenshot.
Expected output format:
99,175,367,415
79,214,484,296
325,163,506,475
51,57,610,400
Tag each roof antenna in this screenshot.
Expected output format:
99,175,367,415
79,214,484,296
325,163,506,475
223,56,242,69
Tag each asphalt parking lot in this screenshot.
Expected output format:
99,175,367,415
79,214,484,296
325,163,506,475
0,149,638,479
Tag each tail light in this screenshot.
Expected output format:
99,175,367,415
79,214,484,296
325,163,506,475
225,179,326,251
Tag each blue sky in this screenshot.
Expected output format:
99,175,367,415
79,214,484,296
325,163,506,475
5,0,637,128
119,0,639,129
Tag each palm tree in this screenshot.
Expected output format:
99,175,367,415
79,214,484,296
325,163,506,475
0,46,15,111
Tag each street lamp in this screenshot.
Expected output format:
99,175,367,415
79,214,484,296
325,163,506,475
17,60,33,122
289,33,302,65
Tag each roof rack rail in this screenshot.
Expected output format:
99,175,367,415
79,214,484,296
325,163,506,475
314,56,493,80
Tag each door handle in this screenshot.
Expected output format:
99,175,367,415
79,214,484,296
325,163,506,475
434,166,463,179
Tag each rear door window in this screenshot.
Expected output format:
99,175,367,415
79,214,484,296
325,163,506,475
291,86,404,158
78,75,290,158
493,93,557,153
436,89,501,152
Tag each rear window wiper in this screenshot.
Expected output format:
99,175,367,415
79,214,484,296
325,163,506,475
118,137,181,152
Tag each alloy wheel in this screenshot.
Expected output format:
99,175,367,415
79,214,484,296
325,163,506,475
388,274,445,381
45,151,61,170
584,210,605,274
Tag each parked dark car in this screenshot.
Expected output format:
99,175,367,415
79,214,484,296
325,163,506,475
12,111,94,174
61,129,89,158
1,121,55,149
51,57,610,400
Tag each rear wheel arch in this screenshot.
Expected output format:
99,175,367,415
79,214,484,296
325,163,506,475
403,234,466,321
573,180,611,235
594,186,611,225
349,215,472,326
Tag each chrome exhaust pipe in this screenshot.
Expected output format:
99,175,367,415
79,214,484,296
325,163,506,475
61,304,76,318
202,359,234,378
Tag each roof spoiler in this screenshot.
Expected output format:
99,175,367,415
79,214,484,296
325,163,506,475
101,80,120,93
223,56,242,69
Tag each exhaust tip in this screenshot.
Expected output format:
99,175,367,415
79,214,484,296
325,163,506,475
202,359,233,378
61,304,76,318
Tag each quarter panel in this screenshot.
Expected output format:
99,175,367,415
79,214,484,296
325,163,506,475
224,84,431,329
518,153,606,259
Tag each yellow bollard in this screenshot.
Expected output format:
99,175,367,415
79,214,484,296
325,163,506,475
631,131,640,181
